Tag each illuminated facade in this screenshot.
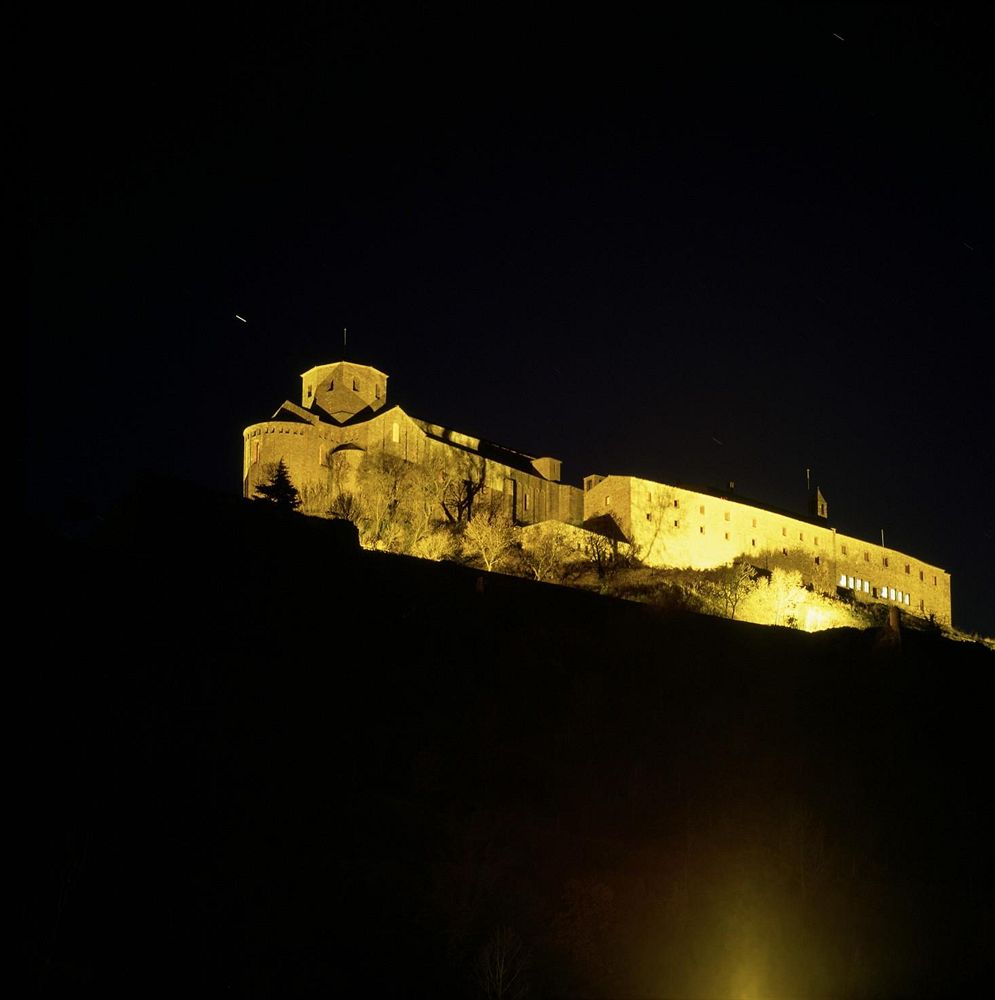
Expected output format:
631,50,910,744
243,360,952,625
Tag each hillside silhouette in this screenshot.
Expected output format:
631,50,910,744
30,479,993,997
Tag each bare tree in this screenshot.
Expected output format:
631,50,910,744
463,490,516,572
441,452,488,524
517,526,574,582
476,926,530,1000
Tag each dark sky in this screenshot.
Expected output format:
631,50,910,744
28,3,993,635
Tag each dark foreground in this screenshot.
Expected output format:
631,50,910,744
28,484,994,997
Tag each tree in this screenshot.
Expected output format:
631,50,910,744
517,525,575,582
475,926,530,1000
253,459,301,510
440,452,488,524
462,490,516,572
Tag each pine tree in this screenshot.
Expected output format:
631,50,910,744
254,459,301,510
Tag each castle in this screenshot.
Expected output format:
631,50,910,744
243,360,953,625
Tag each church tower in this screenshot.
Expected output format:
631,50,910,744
300,361,389,424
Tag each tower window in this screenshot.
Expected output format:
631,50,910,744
841,544,848,555
883,557,889,567
724,532,730,540
674,520,679,527
724,512,730,521
699,526,705,534
307,386,313,398
329,380,334,391
375,383,381,399
674,499,679,508
352,378,359,391
905,564,910,574
699,505,705,515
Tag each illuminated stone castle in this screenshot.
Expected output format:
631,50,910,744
243,360,952,625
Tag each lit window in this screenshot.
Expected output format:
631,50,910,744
863,581,869,593
606,495,612,506
839,574,847,586
848,576,854,589
392,422,400,444
524,494,529,511
856,578,862,589
889,588,896,600
904,594,910,606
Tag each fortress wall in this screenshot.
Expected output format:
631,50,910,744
243,421,340,499
596,476,952,624
582,475,632,535
833,532,951,624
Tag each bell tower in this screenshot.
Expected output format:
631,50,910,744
300,361,389,424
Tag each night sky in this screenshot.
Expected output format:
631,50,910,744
28,4,993,635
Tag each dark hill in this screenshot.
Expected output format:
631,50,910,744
29,481,994,997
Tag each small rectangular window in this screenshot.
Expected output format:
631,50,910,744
700,526,705,534
841,544,848,556
889,587,896,600
933,575,937,586
897,590,903,603
799,532,804,541
904,594,910,606
782,547,788,556
751,538,756,547
375,383,381,399
724,512,730,521
814,536,819,546
919,570,924,581
905,564,910,574
605,495,612,506
674,499,679,508
646,512,652,521
724,532,730,540
782,527,787,537
352,378,359,391
814,555,820,565
848,576,854,589
699,505,705,515
839,573,847,586
752,518,757,528
674,520,679,527
864,581,869,593
864,552,870,562
919,599,924,611
883,557,889,567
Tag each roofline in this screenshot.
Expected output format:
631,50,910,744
299,361,389,380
